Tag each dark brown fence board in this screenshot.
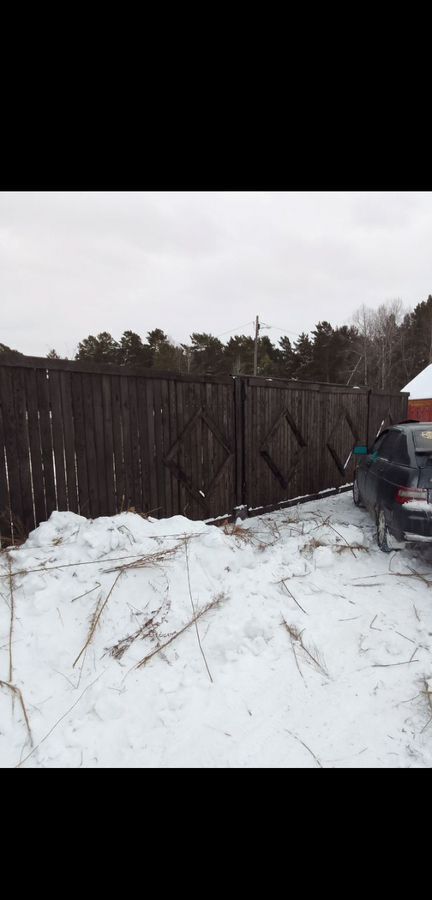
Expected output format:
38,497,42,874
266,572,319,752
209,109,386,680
92,374,108,516
48,370,68,511
119,376,134,511
168,379,179,515
153,380,166,518
161,379,172,518
175,381,186,517
136,377,151,514
0,398,11,544
12,367,34,535
101,375,116,516
35,368,57,518
0,367,24,530
145,380,158,514
81,373,100,518
110,375,125,513
59,371,79,513
127,377,142,514
70,372,90,517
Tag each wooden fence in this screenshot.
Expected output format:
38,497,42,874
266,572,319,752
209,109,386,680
0,356,408,544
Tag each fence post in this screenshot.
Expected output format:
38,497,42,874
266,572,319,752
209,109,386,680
233,376,247,519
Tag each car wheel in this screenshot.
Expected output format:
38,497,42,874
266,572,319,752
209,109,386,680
376,508,391,552
353,473,364,507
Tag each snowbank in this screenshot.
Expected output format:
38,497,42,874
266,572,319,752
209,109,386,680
1,495,432,768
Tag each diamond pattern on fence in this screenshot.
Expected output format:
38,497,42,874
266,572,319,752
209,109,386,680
260,408,307,489
163,405,233,511
326,408,359,476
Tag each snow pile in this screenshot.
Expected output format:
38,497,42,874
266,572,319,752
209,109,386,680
1,495,432,768
402,363,432,399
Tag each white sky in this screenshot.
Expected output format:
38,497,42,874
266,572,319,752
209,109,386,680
1,191,432,357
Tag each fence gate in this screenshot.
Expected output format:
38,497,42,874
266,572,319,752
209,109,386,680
240,377,370,514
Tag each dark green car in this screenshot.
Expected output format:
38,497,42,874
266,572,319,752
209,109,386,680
353,422,432,552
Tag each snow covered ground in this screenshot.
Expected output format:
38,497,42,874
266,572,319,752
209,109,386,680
1,492,432,768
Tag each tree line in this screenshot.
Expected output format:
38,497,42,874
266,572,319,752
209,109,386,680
2,294,432,391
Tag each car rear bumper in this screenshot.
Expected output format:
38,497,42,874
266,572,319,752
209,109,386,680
391,505,432,541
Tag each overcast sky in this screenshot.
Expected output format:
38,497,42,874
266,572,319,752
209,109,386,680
1,191,432,357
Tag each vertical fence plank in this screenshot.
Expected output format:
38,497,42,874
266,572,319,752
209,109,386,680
70,372,90,517
92,375,108,516
128,377,142,513
101,375,115,516
0,367,24,534
119,376,134,511
168,379,179,515
161,378,173,518
153,379,166,518
145,380,158,515
12,367,34,535
36,368,57,519
0,397,11,545
136,377,151,514
23,368,46,526
48,370,68,511
175,381,186,516
111,375,125,513
59,371,79,513
81,373,100,518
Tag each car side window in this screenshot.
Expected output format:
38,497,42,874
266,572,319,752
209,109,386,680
371,433,389,455
392,434,410,466
376,431,408,462
376,432,399,460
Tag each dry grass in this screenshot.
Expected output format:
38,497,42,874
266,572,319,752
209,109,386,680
73,543,185,667
103,542,183,573
281,617,329,678
223,522,268,551
106,605,167,661
391,568,432,589
0,680,33,747
300,537,327,557
420,679,432,733
134,592,228,671
277,578,308,614
300,536,367,558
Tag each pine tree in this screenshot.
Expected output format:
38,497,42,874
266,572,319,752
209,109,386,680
119,331,152,367
0,342,23,358
187,333,225,375
75,332,120,364
292,332,314,380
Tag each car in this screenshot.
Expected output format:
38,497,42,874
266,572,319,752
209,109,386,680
353,422,432,552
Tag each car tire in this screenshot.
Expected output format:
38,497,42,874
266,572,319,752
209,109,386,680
376,508,391,553
353,472,364,507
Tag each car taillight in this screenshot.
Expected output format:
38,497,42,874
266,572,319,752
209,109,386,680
396,487,428,504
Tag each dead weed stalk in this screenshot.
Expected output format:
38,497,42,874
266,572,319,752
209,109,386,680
0,680,33,747
281,617,329,678
135,593,227,671
185,537,213,683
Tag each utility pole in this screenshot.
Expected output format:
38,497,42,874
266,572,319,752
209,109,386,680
253,315,260,375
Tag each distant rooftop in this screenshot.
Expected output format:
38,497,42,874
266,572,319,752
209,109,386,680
402,364,432,400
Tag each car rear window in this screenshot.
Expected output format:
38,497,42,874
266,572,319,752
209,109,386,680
413,430,432,452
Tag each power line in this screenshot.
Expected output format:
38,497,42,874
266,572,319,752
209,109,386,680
261,322,301,337
215,321,254,339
